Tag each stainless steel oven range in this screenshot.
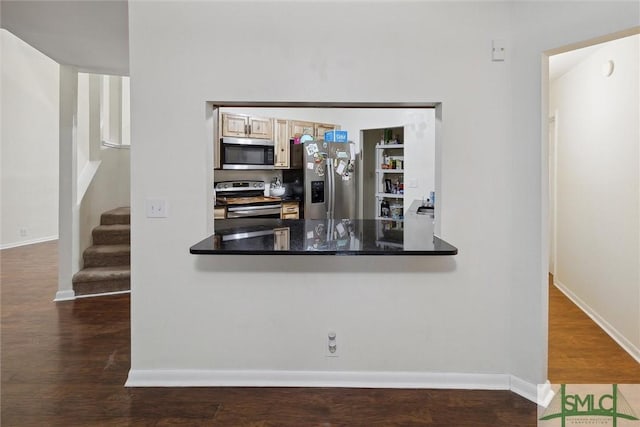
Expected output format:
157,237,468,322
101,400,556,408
215,180,281,219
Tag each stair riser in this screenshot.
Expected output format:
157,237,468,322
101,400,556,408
73,278,130,296
92,230,130,245
100,214,130,226
83,253,130,268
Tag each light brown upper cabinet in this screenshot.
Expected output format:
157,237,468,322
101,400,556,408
221,113,273,139
274,119,289,169
289,121,315,138
314,123,339,140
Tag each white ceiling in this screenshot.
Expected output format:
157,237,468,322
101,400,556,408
0,0,129,75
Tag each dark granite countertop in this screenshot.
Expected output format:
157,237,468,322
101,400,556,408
190,218,457,256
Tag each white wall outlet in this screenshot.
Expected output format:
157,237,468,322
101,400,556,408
146,199,168,218
326,331,338,358
407,178,418,188
19,228,27,237
492,39,506,61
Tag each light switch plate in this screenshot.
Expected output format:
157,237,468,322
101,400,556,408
146,199,168,218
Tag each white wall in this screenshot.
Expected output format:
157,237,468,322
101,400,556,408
1,29,59,249
551,35,640,358
127,1,639,397
77,73,90,179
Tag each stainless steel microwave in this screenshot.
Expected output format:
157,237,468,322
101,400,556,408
221,137,274,170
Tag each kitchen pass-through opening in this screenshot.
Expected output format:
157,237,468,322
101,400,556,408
206,102,443,236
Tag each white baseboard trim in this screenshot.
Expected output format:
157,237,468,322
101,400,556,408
126,369,540,401
1,235,58,250
554,279,640,364
536,381,555,407
509,375,540,403
54,290,76,301
75,290,131,299
54,289,130,301
126,369,511,389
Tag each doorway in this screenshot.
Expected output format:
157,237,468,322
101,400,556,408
546,30,640,381
360,126,406,220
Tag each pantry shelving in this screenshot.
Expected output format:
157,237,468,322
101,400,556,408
375,141,405,221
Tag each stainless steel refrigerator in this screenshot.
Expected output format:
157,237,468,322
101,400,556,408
303,141,358,219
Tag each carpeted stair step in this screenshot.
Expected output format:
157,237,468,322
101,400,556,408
100,207,130,225
92,224,130,245
83,244,130,268
72,266,130,296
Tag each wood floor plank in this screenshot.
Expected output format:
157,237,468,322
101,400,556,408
1,241,538,426
548,275,640,384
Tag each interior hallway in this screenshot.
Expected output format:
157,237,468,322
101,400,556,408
547,275,640,384
4,241,638,425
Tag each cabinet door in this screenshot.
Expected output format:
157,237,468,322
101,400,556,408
214,111,221,169
248,116,273,139
290,121,315,138
281,202,299,219
314,123,337,140
274,119,289,169
213,207,226,219
221,113,248,137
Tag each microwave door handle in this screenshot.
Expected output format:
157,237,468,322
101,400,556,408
222,137,274,146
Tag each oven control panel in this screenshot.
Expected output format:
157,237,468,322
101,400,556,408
215,180,265,192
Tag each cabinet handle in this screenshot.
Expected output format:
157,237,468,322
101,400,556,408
244,124,248,135
248,124,252,135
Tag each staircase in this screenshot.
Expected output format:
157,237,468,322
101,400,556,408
72,207,130,296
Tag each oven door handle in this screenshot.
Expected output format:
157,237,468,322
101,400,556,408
227,204,281,212
222,229,275,241
226,207,282,218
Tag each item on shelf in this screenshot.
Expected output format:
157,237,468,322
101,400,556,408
390,203,403,220
324,130,348,142
380,200,390,218
383,128,392,143
384,179,393,193
382,153,390,169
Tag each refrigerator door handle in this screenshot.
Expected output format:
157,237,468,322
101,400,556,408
326,158,333,219
331,160,336,219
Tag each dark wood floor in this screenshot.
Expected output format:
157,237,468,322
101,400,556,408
13,241,639,425
547,275,640,384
